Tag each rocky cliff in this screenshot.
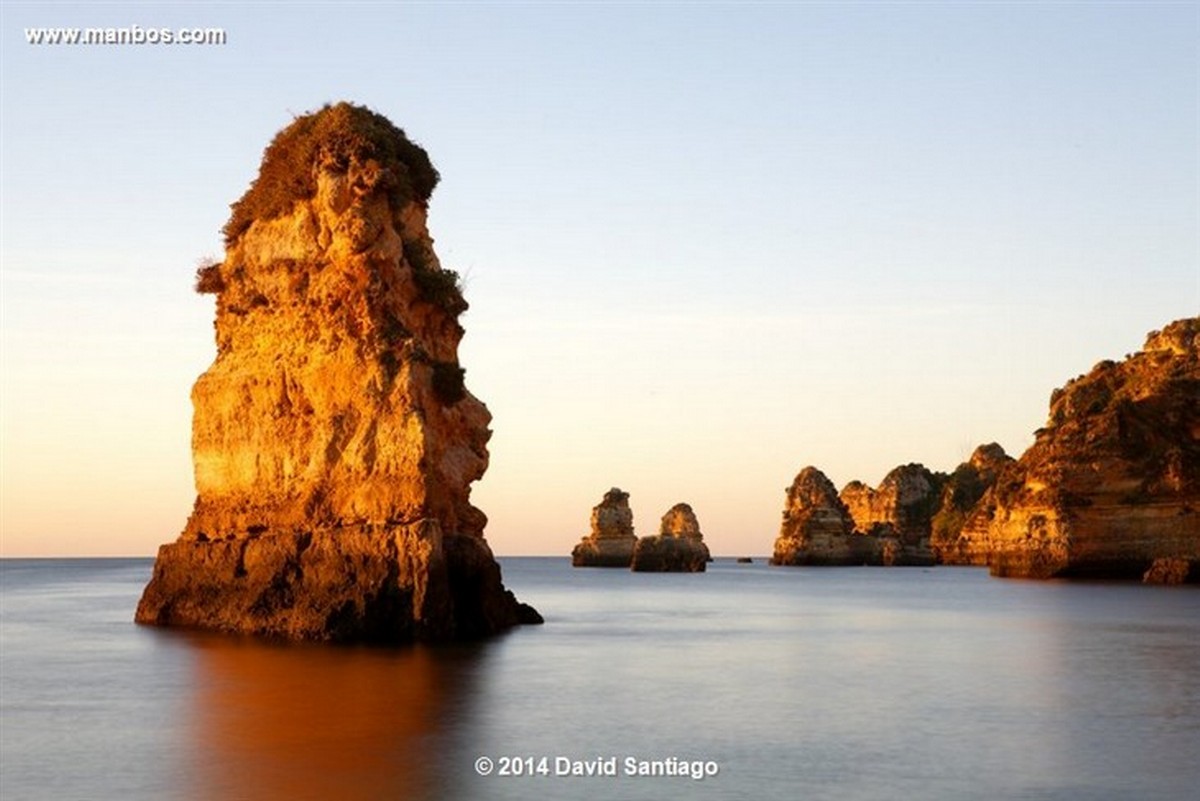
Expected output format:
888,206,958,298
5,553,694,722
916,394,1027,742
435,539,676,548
770,467,868,565
571,488,638,567
631,503,711,572
954,318,1199,581
136,103,541,641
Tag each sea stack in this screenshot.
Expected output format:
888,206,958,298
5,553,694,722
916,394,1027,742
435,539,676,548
957,318,1199,582
770,467,864,565
631,503,711,572
839,464,941,566
136,103,541,641
571,488,637,567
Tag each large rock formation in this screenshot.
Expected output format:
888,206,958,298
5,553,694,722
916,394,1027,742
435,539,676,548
631,503,711,572
571,488,638,567
136,103,540,641
929,443,1013,564
770,468,868,565
839,464,942,566
955,318,1199,581
772,448,1013,568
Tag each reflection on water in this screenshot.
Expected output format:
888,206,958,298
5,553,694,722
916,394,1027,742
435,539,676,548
176,633,486,801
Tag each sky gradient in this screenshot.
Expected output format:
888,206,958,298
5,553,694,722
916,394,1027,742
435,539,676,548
2,1,1197,556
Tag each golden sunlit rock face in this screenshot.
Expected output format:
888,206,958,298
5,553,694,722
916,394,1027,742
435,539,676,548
571,488,638,567
630,503,711,572
136,103,540,640
954,318,1200,582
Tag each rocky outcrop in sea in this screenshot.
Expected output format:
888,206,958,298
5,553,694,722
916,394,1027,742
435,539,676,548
631,503,711,572
135,103,541,641
770,467,864,565
840,464,941,566
571,488,638,567
952,318,1199,582
772,446,1012,567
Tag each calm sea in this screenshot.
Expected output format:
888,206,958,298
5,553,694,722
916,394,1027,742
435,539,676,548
1,558,1198,800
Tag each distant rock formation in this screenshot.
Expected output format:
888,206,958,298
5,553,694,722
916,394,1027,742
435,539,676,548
929,444,1013,564
135,103,540,642
571,488,638,567
840,464,942,566
770,467,866,565
631,503,711,572
954,318,1199,581
772,447,1013,568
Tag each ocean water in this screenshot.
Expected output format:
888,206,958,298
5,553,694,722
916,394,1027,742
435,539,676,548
1,558,1198,801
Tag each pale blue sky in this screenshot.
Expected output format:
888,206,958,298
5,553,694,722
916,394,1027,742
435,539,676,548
1,1,1197,555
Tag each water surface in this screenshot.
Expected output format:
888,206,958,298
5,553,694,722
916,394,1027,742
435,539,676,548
2,558,1197,800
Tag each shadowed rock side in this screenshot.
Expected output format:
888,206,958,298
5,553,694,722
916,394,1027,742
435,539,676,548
571,488,638,567
929,444,1013,564
136,103,540,641
952,318,1199,582
631,503,711,572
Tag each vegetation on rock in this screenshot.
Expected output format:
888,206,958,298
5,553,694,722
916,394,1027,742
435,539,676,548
223,102,440,244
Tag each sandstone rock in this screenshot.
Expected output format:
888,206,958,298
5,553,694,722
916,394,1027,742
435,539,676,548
962,318,1199,580
136,103,540,641
631,503,711,572
929,444,1014,564
839,464,942,566
770,467,870,565
660,502,704,539
571,488,638,567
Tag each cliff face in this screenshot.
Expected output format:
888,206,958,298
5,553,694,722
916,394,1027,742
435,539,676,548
571,488,638,567
770,468,866,565
136,103,540,641
631,503,711,572
957,318,1199,581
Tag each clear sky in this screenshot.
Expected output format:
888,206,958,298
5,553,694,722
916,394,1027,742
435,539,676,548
1,1,1197,557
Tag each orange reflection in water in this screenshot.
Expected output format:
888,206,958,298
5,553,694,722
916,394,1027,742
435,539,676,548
181,634,480,801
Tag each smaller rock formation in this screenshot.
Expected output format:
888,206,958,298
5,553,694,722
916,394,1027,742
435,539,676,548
770,468,869,565
840,464,942,566
737,557,753,564
571,488,638,567
930,444,1014,564
631,503,711,572
956,318,1199,581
